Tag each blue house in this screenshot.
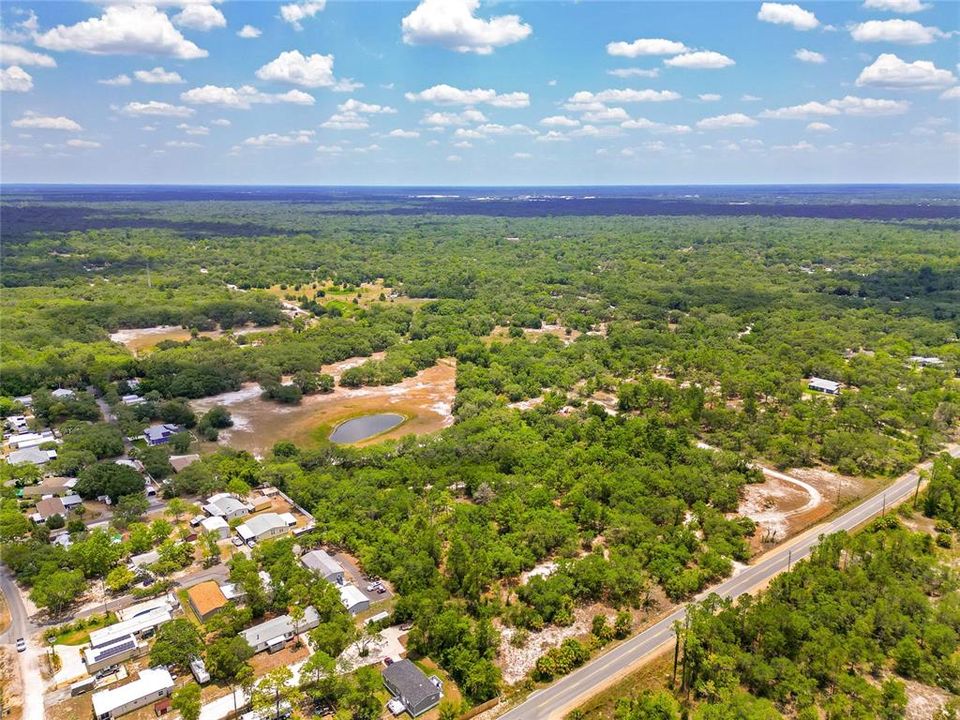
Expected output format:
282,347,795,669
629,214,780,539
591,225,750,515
143,424,181,446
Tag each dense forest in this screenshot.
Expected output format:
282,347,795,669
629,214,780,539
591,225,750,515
2,199,959,710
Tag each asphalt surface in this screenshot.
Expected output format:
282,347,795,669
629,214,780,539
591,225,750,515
0,567,43,720
498,449,957,720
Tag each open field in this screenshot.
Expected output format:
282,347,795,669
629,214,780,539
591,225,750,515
109,324,280,355
268,278,429,311
190,357,456,456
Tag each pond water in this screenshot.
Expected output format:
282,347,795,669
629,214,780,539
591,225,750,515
329,413,405,444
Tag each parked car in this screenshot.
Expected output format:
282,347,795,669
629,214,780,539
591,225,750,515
383,657,394,666
232,537,243,546
16,638,26,652
400,623,413,631
189,515,204,527
376,586,386,594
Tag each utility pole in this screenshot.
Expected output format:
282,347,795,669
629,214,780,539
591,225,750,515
913,474,922,507
787,548,792,572
882,492,887,516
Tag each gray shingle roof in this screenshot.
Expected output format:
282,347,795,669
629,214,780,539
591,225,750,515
382,660,438,711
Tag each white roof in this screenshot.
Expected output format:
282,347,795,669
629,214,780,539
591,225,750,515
808,377,840,391
51,388,76,398
204,495,248,517
200,515,229,532
301,549,343,577
7,446,56,465
339,584,367,609
91,668,173,718
89,607,171,648
116,595,176,623
236,512,287,540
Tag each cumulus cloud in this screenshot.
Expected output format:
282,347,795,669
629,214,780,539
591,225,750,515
941,86,960,100
606,38,688,57
856,53,956,89
582,106,630,123
757,3,819,30
177,123,209,135
664,51,734,69
135,67,184,84
420,109,488,126
166,140,202,148
564,89,681,114
795,48,826,63
741,94,762,102
850,19,946,44
620,117,692,134
447,154,462,162
540,115,580,127
238,130,315,148
280,2,326,31
237,25,262,39
806,121,835,132
405,84,529,108
695,113,758,130
66,138,101,148
698,93,722,101
0,66,32,92
256,50,335,88
11,111,82,131
761,95,910,118
35,5,207,59
173,3,226,31
211,118,231,126
332,78,364,92
99,74,131,86
862,0,930,13
0,44,56,67
607,68,660,78
121,100,194,117
321,98,396,130
387,129,420,138
401,0,531,54
181,84,315,108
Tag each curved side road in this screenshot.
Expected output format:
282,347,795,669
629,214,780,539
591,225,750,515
498,448,957,720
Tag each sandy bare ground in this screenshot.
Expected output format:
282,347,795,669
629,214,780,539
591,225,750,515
190,357,456,457
109,324,279,354
903,678,953,720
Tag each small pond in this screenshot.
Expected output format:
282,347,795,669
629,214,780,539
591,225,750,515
329,413,405,444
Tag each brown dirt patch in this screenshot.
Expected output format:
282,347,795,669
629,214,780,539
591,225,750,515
190,358,455,458
268,279,428,310
110,324,279,355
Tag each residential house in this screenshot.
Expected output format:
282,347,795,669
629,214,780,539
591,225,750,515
169,454,200,473
190,658,210,685
382,660,442,717
33,497,66,523
6,415,29,433
116,595,177,623
91,667,174,720
120,394,145,406
807,377,841,395
300,549,345,584
13,395,32,408
62,493,83,511
143,424,180,446
203,493,250,520
187,581,228,622
339,584,370,615
235,512,295,545
240,607,320,654
83,634,144,673
199,515,230,539
89,607,172,649
6,430,56,449
129,550,160,569
51,388,76,399
908,355,945,368
6,446,57,466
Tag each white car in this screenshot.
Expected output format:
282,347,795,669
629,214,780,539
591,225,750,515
16,638,26,652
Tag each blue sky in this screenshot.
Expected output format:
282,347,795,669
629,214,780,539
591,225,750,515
1,0,958,185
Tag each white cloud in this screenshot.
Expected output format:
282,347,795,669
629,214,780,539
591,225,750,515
806,121,835,132
540,115,580,127
698,93,722,101
535,130,571,143
405,84,529,108
621,117,691,134
332,78,364,92
35,5,207,59
99,74,131,86
135,67,184,84
664,51,734,69
761,95,910,118
177,123,209,135
141,124,157,131
11,111,82,131
757,3,819,30
339,98,396,114
315,144,344,154
181,84,314,108
401,0,531,54
446,155,462,162
321,98,397,128
211,118,231,126
566,89,681,107
772,140,815,151
237,25,262,39
66,138,101,148
0,66,32,92
453,128,483,139
607,68,660,78
0,44,56,67
239,130,315,148
741,94,762,101
173,3,226,31
121,100,194,117
582,106,630,123
166,140,202,148
280,2,326,31
856,53,955,89
851,19,946,44
421,109,488,126
940,86,960,100
387,129,420,138
862,0,930,13
512,152,532,159
795,48,826,63
695,113,758,130
256,50,336,88
606,38,688,57
472,123,537,136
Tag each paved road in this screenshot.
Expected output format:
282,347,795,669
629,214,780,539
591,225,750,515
0,567,44,720
498,449,957,720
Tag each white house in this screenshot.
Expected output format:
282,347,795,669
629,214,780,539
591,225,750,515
203,493,250,520
7,447,57,466
240,607,320,654
200,515,230,539
89,607,171,649
807,377,841,395
91,667,173,720
908,355,944,368
300,549,345,584
235,512,295,545
339,584,370,615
